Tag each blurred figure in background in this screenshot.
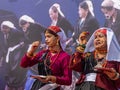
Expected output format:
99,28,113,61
72,0,99,46
49,3,74,38
101,0,120,45
0,20,27,90
19,15,47,90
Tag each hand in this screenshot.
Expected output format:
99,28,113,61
95,67,119,80
27,41,40,57
30,75,48,83
30,75,56,83
103,68,119,80
46,75,56,83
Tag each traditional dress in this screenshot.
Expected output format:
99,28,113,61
69,28,120,90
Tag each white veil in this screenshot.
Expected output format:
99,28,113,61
85,27,120,62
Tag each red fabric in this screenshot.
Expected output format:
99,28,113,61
20,50,72,85
48,26,61,33
70,52,120,90
95,28,107,35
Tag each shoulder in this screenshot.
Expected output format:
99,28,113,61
59,51,70,59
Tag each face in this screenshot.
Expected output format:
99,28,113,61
49,9,58,21
78,7,87,18
1,26,10,34
101,8,115,19
94,32,107,50
19,22,30,32
45,31,59,47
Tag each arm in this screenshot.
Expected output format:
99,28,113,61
20,41,41,68
69,52,84,72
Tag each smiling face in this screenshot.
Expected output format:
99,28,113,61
45,31,59,47
94,32,107,50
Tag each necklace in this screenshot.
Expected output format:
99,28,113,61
94,50,107,68
44,51,60,70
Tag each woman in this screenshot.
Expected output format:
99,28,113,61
20,26,72,90
69,27,120,90
73,0,99,41
49,3,74,38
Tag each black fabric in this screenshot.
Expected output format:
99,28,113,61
4,46,28,87
30,51,52,90
30,79,46,90
83,53,97,74
75,81,104,90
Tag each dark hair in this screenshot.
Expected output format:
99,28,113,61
45,29,58,37
79,1,89,10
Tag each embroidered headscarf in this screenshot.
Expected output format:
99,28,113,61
47,26,67,51
85,27,120,62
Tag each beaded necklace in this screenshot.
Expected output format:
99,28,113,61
94,50,107,67
44,51,60,70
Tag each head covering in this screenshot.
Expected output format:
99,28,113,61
85,0,95,16
48,26,67,51
113,0,120,10
101,0,120,10
1,21,16,29
19,15,35,24
85,27,120,62
50,3,65,17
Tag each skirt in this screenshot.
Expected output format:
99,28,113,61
75,81,104,90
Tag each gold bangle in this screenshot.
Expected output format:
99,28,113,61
27,52,34,57
112,73,119,80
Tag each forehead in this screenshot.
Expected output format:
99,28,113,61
94,31,106,37
1,25,10,29
45,31,54,36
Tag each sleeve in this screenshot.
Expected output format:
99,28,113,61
69,52,84,72
20,50,45,68
114,62,120,88
56,55,72,85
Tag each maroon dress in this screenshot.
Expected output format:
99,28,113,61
20,50,72,90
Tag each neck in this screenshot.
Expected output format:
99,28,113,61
95,49,107,60
49,45,61,53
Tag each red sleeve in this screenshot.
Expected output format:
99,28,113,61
20,50,46,68
69,52,84,72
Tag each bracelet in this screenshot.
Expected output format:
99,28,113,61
27,52,34,57
79,44,86,49
112,72,119,80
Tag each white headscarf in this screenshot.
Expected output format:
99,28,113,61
101,0,120,10
112,0,120,10
85,27,120,62
85,0,95,16
1,21,16,29
19,15,35,23
50,3,65,17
